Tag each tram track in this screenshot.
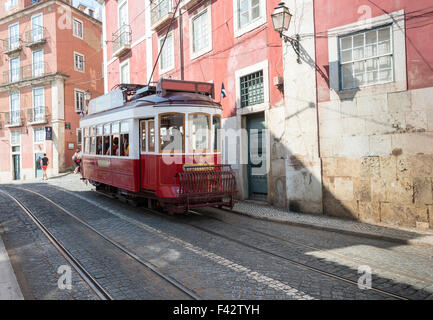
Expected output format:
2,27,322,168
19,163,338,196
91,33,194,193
149,208,411,300
190,208,433,285
0,187,200,300
0,189,112,300
17,184,429,300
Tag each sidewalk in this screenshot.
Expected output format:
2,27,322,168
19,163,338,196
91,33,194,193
231,201,433,248
0,233,23,300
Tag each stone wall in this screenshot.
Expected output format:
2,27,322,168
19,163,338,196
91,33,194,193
320,87,433,229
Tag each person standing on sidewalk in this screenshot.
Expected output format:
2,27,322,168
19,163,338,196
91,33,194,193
72,149,82,174
40,154,49,180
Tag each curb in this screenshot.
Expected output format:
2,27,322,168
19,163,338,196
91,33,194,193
225,208,433,249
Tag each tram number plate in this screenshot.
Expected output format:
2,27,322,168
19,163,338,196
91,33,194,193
183,163,215,171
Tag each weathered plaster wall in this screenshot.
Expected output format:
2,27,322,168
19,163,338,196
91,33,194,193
282,0,322,214
320,87,433,229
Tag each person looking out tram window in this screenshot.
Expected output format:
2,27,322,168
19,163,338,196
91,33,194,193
104,136,111,155
112,136,119,156
96,136,103,155
121,134,129,156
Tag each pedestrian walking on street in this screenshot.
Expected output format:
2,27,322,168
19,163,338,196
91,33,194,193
73,148,82,174
40,153,49,180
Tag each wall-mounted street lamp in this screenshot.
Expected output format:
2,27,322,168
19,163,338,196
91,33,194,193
271,2,301,64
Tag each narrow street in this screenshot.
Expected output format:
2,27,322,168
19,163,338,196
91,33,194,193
1,174,432,300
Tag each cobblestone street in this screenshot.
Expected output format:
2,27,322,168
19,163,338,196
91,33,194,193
1,174,433,300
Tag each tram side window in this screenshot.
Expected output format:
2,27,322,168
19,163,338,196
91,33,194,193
84,128,89,154
112,122,120,156
96,125,103,155
213,115,221,152
140,121,146,152
148,120,155,152
103,123,111,155
159,113,184,153
189,113,210,152
120,120,129,157
90,127,96,155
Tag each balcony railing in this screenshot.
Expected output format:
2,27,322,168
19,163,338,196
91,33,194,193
180,0,203,10
27,106,48,124
2,36,22,54
112,25,131,57
25,27,47,47
151,0,174,31
5,110,22,127
2,62,50,85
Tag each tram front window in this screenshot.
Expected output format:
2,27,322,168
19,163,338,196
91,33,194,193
159,113,184,153
213,115,221,152
189,113,210,152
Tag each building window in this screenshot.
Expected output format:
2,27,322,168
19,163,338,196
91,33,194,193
191,8,211,58
74,53,84,71
8,23,19,51
9,57,20,82
238,0,260,28
240,70,264,107
11,131,20,146
88,9,94,18
10,92,20,125
73,19,83,38
33,50,44,77
120,61,130,84
159,32,174,73
339,25,393,90
75,90,85,112
34,128,45,143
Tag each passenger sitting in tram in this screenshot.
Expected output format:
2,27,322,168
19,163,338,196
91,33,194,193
104,136,110,155
96,137,103,155
123,135,129,156
112,137,119,156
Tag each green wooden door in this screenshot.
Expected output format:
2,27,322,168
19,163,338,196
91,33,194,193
246,113,267,200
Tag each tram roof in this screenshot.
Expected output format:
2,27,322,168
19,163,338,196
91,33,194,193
81,91,222,121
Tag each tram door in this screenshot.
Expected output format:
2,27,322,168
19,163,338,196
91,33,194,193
140,119,157,190
246,113,268,201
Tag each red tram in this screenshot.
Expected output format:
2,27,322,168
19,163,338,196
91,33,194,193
79,79,236,214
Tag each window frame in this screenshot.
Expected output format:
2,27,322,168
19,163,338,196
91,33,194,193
188,112,211,153
74,89,85,112
158,31,175,75
73,18,84,39
212,114,221,153
74,52,85,72
233,0,266,38
190,6,212,60
338,24,394,91
120,59,130,84
158,112,185,153
34,127,45,144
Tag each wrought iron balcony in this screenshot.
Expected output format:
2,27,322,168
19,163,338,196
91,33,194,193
27,106,48,125
2,62,50,85
5,110,22,127
112,25,131,57
151,0,174,31
2,37,22,54
180,0,203,10
25,27,47,47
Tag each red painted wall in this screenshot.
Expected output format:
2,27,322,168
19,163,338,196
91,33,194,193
104,0,284,119
314,0,433,102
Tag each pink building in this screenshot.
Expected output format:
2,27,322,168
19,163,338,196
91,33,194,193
0,0,103,182
99,0,284,202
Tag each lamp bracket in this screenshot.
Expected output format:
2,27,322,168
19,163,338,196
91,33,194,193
280,33,301,64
